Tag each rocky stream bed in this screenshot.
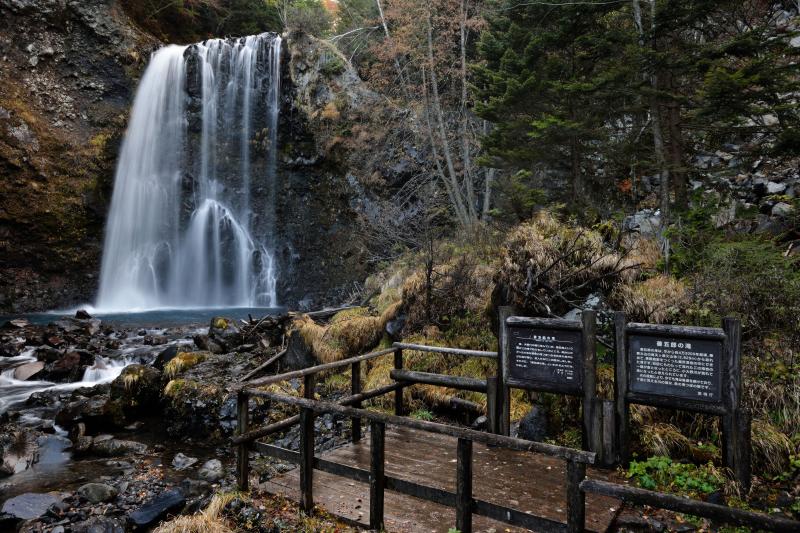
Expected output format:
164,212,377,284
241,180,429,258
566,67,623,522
0,311,354,532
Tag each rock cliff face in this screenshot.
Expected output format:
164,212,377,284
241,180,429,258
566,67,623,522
0,4,424,312
0,0,157,312
273,31,425,308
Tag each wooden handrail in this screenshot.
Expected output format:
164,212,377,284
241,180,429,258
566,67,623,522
238,346,397,388
248,390,596,464
581,479,800,532
390,368,488,392
233,382,404,444
392,342,498,358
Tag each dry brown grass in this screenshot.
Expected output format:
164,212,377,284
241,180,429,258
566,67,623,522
497,211,640,316
640,423,692,457
153,493,237,533
401,258,495,334
750,419,792,477
164,352,208,379
611,275,688,324
294,302,401,364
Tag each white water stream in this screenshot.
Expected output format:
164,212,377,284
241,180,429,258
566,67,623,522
96,34,282,312
0,348,133,413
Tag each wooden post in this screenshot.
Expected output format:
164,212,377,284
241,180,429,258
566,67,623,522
582,310,598,455
394,347,404,416
614,312,629,465
601,400,616,468
486,376,499,434
735,409,752,493
721,317,742,476
566,459,586,533
498,306,513,436
370,420,386,530
236,391,250,491
456,438,473,533
351,361,362,443
299,406,314,513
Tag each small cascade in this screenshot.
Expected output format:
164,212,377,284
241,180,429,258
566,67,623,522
0,355,132,413
96,33,282,311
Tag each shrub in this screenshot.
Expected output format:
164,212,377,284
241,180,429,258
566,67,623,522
627,456,725,496
688,238,800,337
496,210,640,317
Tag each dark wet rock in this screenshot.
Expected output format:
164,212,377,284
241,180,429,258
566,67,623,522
471,415,488,430
75,309,92,320
517,405,548,442
172,452,198,470
153,345,179,370
208,316,241,350
45,350,94,383
36,345,62,363
128,488,185,528
90,437,148,457
179,478,211,497
143,334,167,346
77,482,118,503
197,459,223,482
106,364,161,423
72,516,126,533
385,313,406,341
706,489,726,506
56,394,113,430
14,361,44,380
283,330,316,371
1,492,62,519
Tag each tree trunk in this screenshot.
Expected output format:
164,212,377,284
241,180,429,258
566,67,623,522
426,10,472,227
665,71,686,209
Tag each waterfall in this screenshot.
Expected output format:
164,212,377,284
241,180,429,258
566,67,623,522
96,34,282,311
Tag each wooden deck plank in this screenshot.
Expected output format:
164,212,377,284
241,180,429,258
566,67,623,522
258,426,620,532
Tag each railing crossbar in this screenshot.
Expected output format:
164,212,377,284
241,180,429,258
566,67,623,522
251,390,595,464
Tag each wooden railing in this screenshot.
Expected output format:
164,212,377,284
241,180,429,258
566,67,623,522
236,390,594,533
233,342,800,533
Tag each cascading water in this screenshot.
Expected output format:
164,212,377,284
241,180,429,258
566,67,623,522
96,33,282,311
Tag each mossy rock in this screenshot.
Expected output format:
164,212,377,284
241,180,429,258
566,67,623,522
107,364,162,425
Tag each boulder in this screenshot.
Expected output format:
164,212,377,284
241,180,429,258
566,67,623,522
75,309,92,319
77,482,118,503
197,459,223,482
46,350,94,382
172,452,197,470
208,316,241,350
772,202,794,217
517,405,549,442
385,313,406,341
128,489,185,528
91,438,148,457
1,492,61,520
153,345,179,370
143,335,167,346
105,364,162,425
14,361,44,381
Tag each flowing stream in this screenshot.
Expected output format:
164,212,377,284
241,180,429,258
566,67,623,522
0,349,131,414
96,34,282,312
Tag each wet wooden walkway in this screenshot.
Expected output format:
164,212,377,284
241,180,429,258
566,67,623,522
260,426,621,532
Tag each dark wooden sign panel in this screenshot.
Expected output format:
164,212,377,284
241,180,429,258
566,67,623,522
629,333,722,404
506,321,583,393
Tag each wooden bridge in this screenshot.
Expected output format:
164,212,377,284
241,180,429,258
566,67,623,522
232,332,800,532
